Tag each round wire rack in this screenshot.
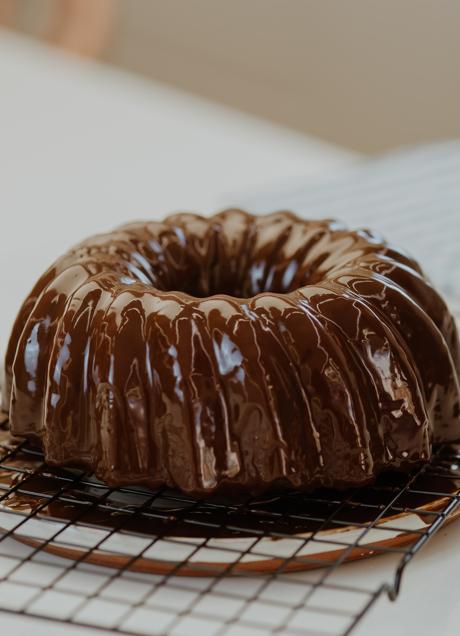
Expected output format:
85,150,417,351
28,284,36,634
0,416,459,636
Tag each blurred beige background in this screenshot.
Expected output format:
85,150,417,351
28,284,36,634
3,0,460,153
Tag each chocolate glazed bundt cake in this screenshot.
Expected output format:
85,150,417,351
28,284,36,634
3,210,460,496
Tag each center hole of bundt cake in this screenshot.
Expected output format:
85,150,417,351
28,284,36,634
126,239,319,298
126,215,331,298
127,252,301,298
163,255,303,298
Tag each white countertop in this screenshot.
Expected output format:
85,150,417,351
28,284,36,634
0,28,457,636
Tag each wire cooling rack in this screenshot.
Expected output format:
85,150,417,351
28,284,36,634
0,419,459,636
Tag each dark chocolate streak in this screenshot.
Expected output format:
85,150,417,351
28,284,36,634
3,210,460,495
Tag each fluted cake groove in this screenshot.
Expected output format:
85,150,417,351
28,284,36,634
3,209,460,495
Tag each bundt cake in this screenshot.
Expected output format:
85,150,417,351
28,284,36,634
3,210,460,495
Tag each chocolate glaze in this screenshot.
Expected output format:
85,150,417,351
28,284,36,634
3,210,460,495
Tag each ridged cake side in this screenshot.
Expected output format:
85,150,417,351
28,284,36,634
3,210,460,495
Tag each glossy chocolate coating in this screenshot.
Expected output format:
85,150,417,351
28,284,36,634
3,210,460,495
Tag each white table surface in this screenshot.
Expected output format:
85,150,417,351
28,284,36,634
0,28,457,636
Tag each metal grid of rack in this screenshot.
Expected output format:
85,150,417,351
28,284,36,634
0,421,459,636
